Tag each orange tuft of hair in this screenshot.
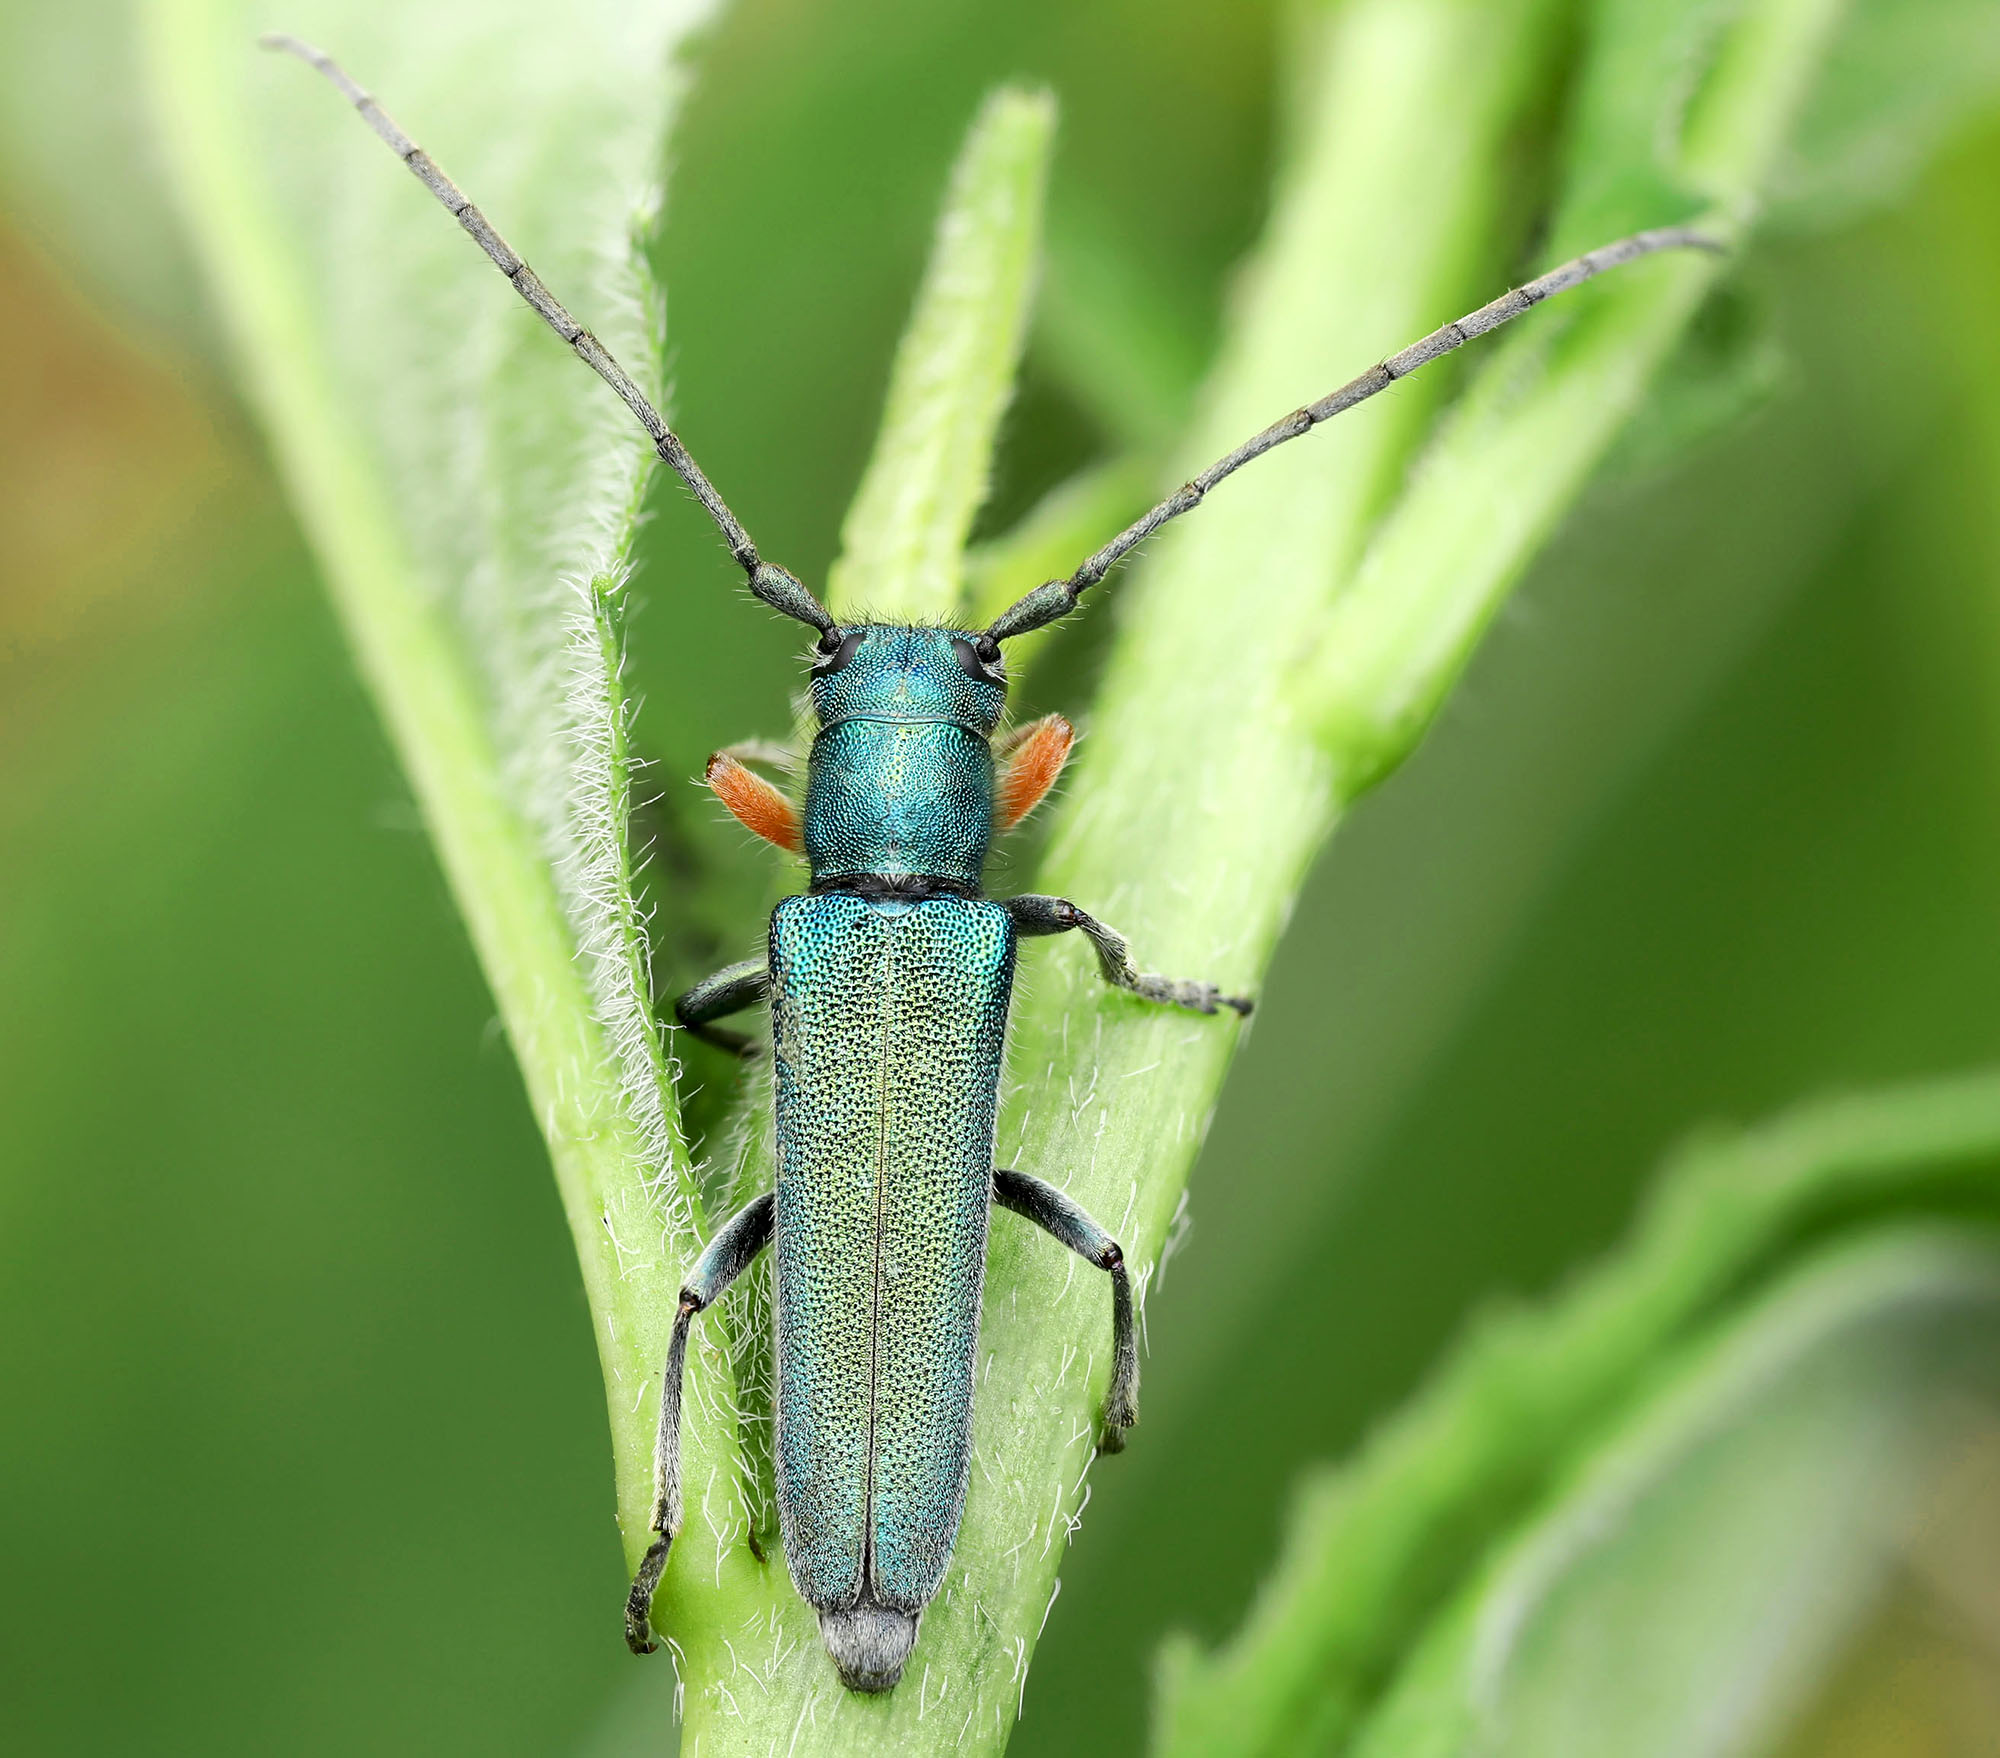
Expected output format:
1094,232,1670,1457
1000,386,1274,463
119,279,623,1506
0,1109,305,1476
995,714,1075,831
707,752,803,853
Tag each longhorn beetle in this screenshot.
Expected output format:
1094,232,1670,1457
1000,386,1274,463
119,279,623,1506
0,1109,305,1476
268,33,1719,1695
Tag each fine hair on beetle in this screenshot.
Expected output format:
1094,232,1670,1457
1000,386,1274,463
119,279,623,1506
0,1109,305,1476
266,31,1722,1696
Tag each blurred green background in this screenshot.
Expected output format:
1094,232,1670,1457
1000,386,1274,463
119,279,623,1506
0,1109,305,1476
6,1,2000,1753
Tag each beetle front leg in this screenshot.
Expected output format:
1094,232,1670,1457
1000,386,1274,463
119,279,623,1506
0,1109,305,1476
625,1191,776,1655
993,1169,1139,1452
1000,895,1252,1016
672,958,771,1057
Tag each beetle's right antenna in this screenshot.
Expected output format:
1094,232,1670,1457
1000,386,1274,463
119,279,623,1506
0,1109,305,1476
983,225,1725,645
261,34,835,636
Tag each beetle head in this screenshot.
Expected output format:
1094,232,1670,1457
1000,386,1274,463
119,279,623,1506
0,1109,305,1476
808,625,1007,736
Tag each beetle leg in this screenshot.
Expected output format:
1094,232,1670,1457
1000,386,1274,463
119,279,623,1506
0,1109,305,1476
626,1191,777,1656
1000,895,1253,1016
993,1169,1138,1451
672,958,771,1057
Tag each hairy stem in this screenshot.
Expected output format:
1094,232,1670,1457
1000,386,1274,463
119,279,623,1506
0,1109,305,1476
140,0,780,1678
825,86,1056,624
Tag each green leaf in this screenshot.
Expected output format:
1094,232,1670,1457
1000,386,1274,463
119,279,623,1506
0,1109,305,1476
139,0,778,1667
1599,275,1789,483
1152,1071,2000,1758
1774,0,2000,230
1295,0,1850,791
825,85,1055,624
1350,1226,2000,1758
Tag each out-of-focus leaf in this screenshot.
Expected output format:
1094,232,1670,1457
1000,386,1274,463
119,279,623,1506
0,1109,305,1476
1351,1227,2000,1758
1585,0,2000,482
1153,1071,2000,1757
1504,0,2000,490
1602,275,1790,482
1533,0,1732,260
141,0,783,1663
1774,0,2000,231
1297,0,1852,790
0,0,210,349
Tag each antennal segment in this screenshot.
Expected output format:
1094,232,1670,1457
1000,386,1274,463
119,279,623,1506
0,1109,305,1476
986,225,1724,643
260,34,834,634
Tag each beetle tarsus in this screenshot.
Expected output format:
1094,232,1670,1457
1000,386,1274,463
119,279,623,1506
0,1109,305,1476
625,1533,672,1655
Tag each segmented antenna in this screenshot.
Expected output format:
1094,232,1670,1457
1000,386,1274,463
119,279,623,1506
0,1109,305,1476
261,34,835,635
985,225,1725,644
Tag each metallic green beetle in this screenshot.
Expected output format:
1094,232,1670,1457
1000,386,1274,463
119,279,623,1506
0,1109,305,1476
656,625,1247,1692
270,31,1718,1696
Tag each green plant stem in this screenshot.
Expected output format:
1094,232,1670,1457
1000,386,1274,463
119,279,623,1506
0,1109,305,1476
1296,0,1850,782
825,86,1055,624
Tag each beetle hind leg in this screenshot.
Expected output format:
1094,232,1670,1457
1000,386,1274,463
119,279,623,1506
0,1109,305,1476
625,1192,776,1656
993,1169,1138,1451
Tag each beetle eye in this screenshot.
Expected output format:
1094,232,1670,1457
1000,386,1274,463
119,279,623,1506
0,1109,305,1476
812,630,864,675
951,636,1007,685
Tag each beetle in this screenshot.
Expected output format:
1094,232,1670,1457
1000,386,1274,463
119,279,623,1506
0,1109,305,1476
268,33,1718,1694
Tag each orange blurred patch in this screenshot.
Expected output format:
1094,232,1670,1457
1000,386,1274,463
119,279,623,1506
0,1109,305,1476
707,752,803,852
996,714,1074,831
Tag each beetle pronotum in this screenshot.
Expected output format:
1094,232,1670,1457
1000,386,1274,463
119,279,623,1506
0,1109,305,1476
266,32,1717,1694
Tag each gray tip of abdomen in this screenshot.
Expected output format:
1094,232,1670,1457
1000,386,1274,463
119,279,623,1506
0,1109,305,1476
819,1603,919,1693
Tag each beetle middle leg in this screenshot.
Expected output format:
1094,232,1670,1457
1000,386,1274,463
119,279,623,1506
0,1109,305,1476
1000,895,1252,1016
993,1169,1139,1452
626,1191,775,1655
673,957,770,1057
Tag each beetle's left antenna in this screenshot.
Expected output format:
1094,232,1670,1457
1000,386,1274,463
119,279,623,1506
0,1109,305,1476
260,34,836,636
